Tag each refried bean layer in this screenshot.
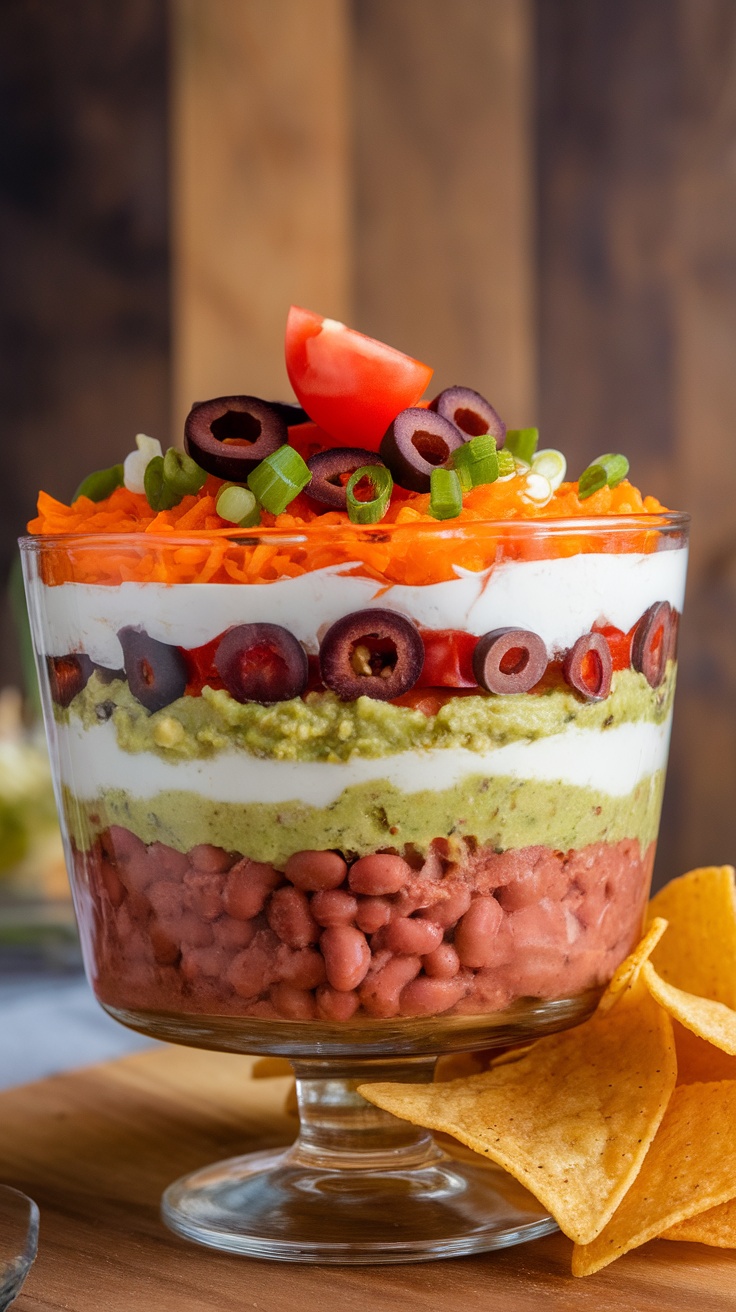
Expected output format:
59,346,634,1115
77,828,654,1022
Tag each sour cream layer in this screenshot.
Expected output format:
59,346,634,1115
54,715,671,808
31,548,688,670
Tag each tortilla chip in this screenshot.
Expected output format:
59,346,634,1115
643,961,736,1054
647,866,736,1007
360,975,675,1245
434,1051,489,1082
663,1196,736,1247
572,1081,736,1275
595,917,667,1015
671,1021,736,1084
251,1056,292,1079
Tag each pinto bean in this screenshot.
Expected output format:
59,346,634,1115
176,913,215,949
211,916,257,951
183,871,224,920
355,896,393,933
189,843,235,873
399,974,468,1017
147,880,184,919
316,985,360,1022
359,954,422,1018
285,849,348,892
223,858,280,921
148,841,189,880
420,885,471,928
348,854,411,896
320,925,371,991
226,931,279,999
180,945,229,982
454,896,504,968
100,859,126,908
267,886,320,948
148,920,180,965
275,945,327,990
422,942,460,980
384,917,443,956
310,888,358,927
270,982,317,1021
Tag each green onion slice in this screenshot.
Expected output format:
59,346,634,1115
345,465,393,524
247,445,311,515
163,447,207,498
216,484,261,527
497,449,516,478
531,448,566,491
143,456,179,511
504,427,539,464
429,467,463,521
578,453,630,500
73,464,125,503
452,434,498,489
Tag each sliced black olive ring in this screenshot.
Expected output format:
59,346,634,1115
319,608,424,701
632,601,675,690
214,623,308,704
563,631,613,702
184,395,288,480
472,627,547,694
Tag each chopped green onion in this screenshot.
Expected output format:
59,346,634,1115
497,449,516,478
578,453,630,500
144,456,178,511
216,484,261,527
73,464,124,503
345,465,393,524
522,472,553,505
247,445,311,514
505,428,539,464
429,467,463,520
531,448,567,491
163,447,207,498
452,434,498,489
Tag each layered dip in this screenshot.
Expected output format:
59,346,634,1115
22,308,687,1033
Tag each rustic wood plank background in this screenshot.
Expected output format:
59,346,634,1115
2,0,736,881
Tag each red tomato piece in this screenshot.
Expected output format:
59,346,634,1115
593,623,635,672
181,637,225,696
285,306,433,450
417,629,479,688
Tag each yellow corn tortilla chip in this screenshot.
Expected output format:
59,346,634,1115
643,961,736,1053
360,975,675,1245
647,866,736,1007
663,1196,736,1247
251,1056,293,1079
573,1081,736,1275
671,1021,736,1085
595,917,667,1015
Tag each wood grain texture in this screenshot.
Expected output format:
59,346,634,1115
170,0,351,436
0,0,169,684
352,0,536,422
3,1044,736,1311
535,0,736,887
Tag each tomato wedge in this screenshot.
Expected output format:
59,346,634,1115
417,629,479,688
285,306,433,450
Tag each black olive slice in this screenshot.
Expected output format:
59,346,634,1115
429,386,505,445
269,401,310,427
631,602,675,689
306,447,385,509
47,653,94,708
319,608,424,701
472,628,547,694
379,408,465,492
214,624,308,704
563,632,613,701
184,396,288,480
118,628,188,713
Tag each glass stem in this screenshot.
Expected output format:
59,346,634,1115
286,1056,441,1172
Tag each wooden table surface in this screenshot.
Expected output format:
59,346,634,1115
1,1044,734,1312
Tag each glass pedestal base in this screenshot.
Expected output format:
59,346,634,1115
161,1057,556,1264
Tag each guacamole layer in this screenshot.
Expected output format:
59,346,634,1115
61,662,676,765
64,767,665,868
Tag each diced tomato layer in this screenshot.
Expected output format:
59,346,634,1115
417,629,478,688
181,637,225,697
593,622,636,672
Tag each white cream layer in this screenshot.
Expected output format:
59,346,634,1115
54,716,671,808
31,548,687,669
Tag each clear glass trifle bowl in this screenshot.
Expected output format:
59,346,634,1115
20,513,688,1262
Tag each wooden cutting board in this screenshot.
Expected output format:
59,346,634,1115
0,1044,734,1311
